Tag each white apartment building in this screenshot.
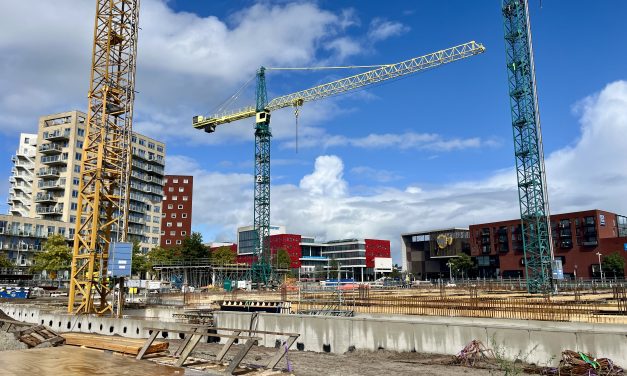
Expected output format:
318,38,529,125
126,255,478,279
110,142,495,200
23,110,165,252
7,133,37,217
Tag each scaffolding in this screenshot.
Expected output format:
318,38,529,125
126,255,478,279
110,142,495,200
151,260,251,288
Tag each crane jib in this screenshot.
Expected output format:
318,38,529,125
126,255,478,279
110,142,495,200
192,41,485,131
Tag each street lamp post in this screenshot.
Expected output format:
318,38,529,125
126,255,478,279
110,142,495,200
596,252,604,283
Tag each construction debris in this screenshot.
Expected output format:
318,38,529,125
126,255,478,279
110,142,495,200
62,333,168,355
14,325,65,348
0,331,28,351
452,340,494,366
553,350,624,376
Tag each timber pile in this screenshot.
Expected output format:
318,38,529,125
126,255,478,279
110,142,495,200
14,325,65,348
62,333,168,355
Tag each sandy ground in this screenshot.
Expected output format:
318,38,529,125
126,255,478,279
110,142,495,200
166,339,535,376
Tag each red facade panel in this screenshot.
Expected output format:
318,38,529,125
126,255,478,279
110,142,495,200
160,175,193,248
365,239,391,268
269,234,302,268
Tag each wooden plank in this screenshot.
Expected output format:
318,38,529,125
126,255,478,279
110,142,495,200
137,330,160,360
174,331,204,367
215,330,241,362
266,334,298,370
224,338,257,375
62,333,168,355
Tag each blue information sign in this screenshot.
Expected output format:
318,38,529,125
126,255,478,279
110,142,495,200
108,242,133,277
624,243,627,251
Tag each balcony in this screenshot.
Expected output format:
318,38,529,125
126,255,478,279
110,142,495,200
38,143,63,155
41,155,68,166
35,193,58,203
43,130,71,141
37,168,60,178
36,206,63,216
129,204,145,213
38,178,66,191
559,240,573,249
12,185,31,193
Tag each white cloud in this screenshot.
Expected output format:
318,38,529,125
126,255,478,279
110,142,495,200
282,130,500,151
351,166,402,183
185,80,627,264
367,18,410,42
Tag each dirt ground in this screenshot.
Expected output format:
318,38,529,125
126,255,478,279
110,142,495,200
167,339,535,376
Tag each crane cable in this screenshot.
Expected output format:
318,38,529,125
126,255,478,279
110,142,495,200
292,98,304,153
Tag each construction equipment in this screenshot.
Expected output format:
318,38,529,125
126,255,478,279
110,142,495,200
502,0,554,293
68,0,140,314
193,41,486,286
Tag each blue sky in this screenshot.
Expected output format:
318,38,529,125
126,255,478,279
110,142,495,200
0,1,626,263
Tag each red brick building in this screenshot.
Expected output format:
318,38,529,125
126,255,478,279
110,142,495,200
160,175,193,248
470,209,627,279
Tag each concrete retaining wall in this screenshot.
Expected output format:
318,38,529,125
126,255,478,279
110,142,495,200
2,303,625,367
214,311,627,367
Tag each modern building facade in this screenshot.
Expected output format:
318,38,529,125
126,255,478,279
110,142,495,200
469,209,627,279
0,214,73,273
160,175,193,248
232,226,392,281
401,228,471,280
20,111,165,253
7,133,37,217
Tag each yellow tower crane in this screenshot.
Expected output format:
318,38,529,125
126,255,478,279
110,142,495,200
193,41,486,284
68,0,140,314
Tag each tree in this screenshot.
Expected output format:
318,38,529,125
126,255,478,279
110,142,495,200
275,248,291,269
131,241,151,278
179,232,208,260
329,259,340,279
211,246,236,265
603,252,625,278
390,264,402,279
0,253,14,268
449,253,474,278
147,246,174,265
31,234,72,280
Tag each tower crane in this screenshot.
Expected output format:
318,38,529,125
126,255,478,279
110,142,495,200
502,0,554,293
68,0,140,314
193,41,486,285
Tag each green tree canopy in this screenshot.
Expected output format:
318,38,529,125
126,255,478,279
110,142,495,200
0,253,14,268
179,232,208,260
603,252,625,277
329,259,340,279
131,241,151,277
449,253,474,277
275,248,291,269
31,234,72,275
211,246,236,265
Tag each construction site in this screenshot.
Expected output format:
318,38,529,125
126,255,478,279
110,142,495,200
0,0,626,375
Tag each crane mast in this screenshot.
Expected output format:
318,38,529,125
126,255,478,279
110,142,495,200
193,41,485,285
502,0,553,293
68,0,140,314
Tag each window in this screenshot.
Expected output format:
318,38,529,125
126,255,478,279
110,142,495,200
76,141,83,149
72,190,78,198
73,178,79,185
167,204,173,209
178,187,184,192
148,142,155,149
24,137,30,143
153,216,159,222
181,231,187,236
171,213,176,218
165,239,171,245
157,146,164,153
182,196,188,201
168,187,173,192
163,196,167,201
152,237,158,244
178,205,183,209
161,231,165,235
75,152,82,161
177,222,182,228
154,206,160,213
139,138,145,146
182,213,187,218
176,240,182,245
70,216,76,224
173,179,178,183
183,179,189,184
172,196,178,201
166,222,172,227
74,165,81,173
77,128,85,137
161,213,165,218
131,135,137,143
170,231,175,236
71,203,77,210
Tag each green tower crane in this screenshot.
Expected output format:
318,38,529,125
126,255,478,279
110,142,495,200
193,41,486,287
502,0,554,293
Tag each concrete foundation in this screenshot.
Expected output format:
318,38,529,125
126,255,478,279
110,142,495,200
2,303,625,367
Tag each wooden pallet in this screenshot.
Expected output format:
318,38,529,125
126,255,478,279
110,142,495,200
62,333,168,355
14,325,65,348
